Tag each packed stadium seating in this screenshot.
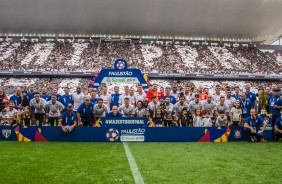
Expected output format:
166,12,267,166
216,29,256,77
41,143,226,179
0,77,278,96
0,41,281,75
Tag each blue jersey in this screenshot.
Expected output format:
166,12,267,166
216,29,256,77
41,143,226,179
111,93,121,107
245,92,256,103
40,94,51,102
161,95,176,105
245,115,264,132
268,96,282,117
9,95,22,106
60,111,77,126
56,94,61,101
27,92,35,102
60,95,73,107
77,102,94,119
108,112,123,117
231,94,241,101
239,99,254,118
90,98,98,105
275,116,282,130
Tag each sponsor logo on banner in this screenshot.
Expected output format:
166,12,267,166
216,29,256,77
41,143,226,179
102,77,138,83
106,128,120,142
234,129,242,139
2,129,11,138
120,128,145,142
105,119,145,125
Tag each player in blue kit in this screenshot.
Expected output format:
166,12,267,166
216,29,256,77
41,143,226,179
58,104,77,133
274,109,282,141
111,86,121,109
244,109,267,142
76,97,95,127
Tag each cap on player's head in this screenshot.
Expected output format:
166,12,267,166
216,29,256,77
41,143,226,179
67,104,73,108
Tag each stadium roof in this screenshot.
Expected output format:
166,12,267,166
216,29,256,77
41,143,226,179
0,0,282,43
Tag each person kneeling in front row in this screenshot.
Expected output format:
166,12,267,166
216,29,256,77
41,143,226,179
58,104,77,133
244,108,267,142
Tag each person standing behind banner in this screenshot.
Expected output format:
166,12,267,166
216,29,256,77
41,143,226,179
118,98,135,117
99,86,111,112
90,90,98,105
244,108,267,142
93,98,108,118
29,92,47,126
60,87,73,112
58,104,77,133
40,87,51,102
9,87,22,110
245,84,258,113
148,95,160,119
163,97,174,127
215,110,228,127
161,87,177,105
108,106,123,117
45,95,65,126
118,86,133,106
77,97,95,127
135,85,147,103
111,86,121,109
239,93,254,125
72,87,84,112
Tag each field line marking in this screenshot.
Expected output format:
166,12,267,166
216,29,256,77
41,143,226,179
123,142,145,184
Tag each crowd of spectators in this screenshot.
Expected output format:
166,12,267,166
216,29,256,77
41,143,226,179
0,41,281,75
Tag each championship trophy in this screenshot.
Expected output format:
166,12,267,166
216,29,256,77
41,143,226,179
258,90,269,114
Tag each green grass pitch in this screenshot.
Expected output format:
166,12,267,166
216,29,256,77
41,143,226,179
0,142,282,184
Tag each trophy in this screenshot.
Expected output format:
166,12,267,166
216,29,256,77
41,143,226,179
258,90,269,114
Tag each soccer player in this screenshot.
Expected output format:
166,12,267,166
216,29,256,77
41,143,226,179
170,86,179,102
51,88,61,101
45,95,65,126
118,98,135,117
188,94,202,116
3,101,18,126
215,111,228,127
90,90,98,105
244,108,267,142
58,104,77,133
77,96,95,127
135,85,147,102
72,86,85,112
245,84,257,113
99,86,111,112
161,87,176,105
174,96,189,117
27,84,36,102
29,92,47,126
118,86,132,106
212,85,225,103
231,86,241,101
108,106,123,117
148,95,160,119
40,87,51,101
163,97,174,127
239,93,254,125
215,96,229,117
59,87,73,112
111,86,121,109
93,98,108,118
9,87,22,110
202,94,216,118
